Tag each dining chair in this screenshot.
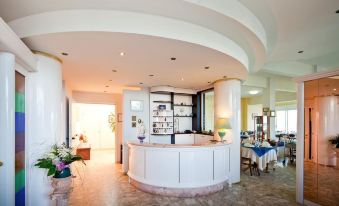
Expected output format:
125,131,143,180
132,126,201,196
241,157,253,176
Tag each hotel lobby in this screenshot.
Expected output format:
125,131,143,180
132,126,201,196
0,1,339,206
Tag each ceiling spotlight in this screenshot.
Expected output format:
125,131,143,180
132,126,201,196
112,69,117,72
109,80,112,82
298,50,304,54
149,74,154,77
336,9,339,14
249,90,259,95
105,85,109,88
207,81,211,84
223,76,227,79
139,82,143,85
204,66,210,70
181,77,184,81
171,57,176,61
334,88,337,91
61,52,68,56
120,52,125,56
104,91,107,93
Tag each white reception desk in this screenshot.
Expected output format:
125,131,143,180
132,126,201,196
127,141,231,197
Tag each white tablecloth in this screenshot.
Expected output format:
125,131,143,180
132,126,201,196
242,147,277,171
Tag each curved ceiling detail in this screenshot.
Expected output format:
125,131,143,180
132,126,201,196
8,9,251,73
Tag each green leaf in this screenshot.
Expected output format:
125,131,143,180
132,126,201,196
47,166,56,176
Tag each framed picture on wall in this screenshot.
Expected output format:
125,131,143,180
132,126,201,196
130,100,143,112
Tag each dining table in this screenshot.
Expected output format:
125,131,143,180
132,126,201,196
241,146,277,171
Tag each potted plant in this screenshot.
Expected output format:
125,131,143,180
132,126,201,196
329,134,339,148
35,143,85,203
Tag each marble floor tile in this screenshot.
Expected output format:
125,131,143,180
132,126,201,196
69,150,299,206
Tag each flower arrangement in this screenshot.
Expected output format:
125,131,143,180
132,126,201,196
79,134,88,143
35,143,84,177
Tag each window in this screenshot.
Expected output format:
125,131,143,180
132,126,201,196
202,90,214,132
275,107,297,133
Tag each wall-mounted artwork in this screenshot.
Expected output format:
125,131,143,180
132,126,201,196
131,100,143,112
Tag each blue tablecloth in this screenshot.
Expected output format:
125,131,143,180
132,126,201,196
244,146,275,157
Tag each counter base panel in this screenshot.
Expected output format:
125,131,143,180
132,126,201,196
130,177,226,197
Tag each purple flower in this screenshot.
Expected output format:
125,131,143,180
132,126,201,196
56,161,69,171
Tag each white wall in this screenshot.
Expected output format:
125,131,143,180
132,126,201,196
122,89,150,172
247,104,262,131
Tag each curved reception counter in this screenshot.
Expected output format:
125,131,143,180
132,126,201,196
127,141,231,197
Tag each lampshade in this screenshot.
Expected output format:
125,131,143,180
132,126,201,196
216,118,232,129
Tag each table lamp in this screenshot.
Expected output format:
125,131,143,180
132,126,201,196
216,118,232,142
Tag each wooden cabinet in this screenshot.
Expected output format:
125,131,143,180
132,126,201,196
76,147,91,160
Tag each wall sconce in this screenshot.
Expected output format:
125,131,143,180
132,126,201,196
216,118,232,142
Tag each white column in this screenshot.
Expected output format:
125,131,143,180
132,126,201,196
0,52,15,206
26,53,63,206
268,78,276,140
214,79,241,183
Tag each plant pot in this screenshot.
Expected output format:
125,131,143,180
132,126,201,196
51,176,72,195
54,167,71,179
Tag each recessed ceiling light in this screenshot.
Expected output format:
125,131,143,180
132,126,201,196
149,74,154,77
104,91,107,93
334,88,337,91
61,52,68,56
171,57,176,61
181,77,184,81
223,76,227,79
204,66,210,70
298,50,304,54
336,9,339,14
109,80,112,82
105,85,109,88
249,90,259,95
112,69,117,72
120,52,125,56
207,81,211,84
139,82,143,85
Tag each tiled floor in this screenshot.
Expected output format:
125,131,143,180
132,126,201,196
69,150,298,206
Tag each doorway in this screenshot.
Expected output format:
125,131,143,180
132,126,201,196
71,103,116,156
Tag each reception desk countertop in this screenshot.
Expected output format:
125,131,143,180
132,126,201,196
128,141,230,148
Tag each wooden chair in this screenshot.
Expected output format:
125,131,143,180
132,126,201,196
241,157,253,176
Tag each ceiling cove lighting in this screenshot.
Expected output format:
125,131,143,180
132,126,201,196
249,90,259,95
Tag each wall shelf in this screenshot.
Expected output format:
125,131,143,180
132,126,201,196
153,100,173,103
173,104,195,107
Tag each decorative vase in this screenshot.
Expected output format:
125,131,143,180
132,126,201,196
218,131,225,142
54,167,71,178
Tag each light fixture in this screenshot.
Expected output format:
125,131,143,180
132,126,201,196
149,74,154,77
334,88,337,91
181,77,184,81
171,57,176,61
104,91,107,93
336,9,339,14
223,76,227,79
139,82,143,85
61,52,68,56
112,69,117,72
120,52,125,56
109,80,112,82
249,90,259,95
298,50,304,54
216,118,232,142
204,66,210,70
207,81,211,84
105,85,109,88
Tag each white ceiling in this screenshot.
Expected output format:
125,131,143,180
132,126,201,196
1,0,339,94
23,32,246,93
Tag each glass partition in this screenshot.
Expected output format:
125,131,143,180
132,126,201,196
304,76,339,205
